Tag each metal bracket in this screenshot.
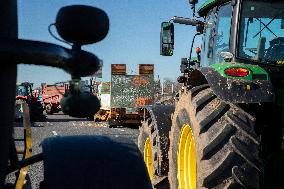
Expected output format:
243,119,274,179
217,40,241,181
0,38,100,77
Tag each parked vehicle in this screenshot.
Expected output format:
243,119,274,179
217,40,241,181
41,82,68,115
15,82,46,122
138,0,284,188
108,64,155,127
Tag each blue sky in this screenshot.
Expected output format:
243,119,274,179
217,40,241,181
17,0,205,86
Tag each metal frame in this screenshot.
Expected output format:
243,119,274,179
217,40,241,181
232,0,284,69
0,38,100,77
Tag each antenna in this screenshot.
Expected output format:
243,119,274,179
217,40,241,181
188,0,198,18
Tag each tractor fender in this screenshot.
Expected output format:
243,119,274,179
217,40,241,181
190,67,275,103
42,136,152,189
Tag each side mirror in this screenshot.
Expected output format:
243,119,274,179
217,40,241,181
160,22,174,56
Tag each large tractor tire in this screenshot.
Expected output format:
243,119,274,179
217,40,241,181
168,84,262,189
138,105,174,189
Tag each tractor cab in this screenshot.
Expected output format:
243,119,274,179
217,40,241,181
16,82,33,99
16,85,29,97
15,82,46,122
236,0,284,66
161,0,284,69
140,1,284,188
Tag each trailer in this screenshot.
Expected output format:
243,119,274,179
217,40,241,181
108,64,155,127
41,82,68,114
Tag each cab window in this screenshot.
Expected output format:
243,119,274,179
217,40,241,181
214,3,232,63
201,10,215,67
201,3,232,66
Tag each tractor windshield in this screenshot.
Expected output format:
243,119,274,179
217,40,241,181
238,0,284,65
16,86,29,96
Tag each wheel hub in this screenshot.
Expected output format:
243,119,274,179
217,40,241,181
178,124,196,189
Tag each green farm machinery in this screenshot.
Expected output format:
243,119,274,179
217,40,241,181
138,0,284,188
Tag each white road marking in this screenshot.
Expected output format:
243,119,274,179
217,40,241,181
52,131,58,136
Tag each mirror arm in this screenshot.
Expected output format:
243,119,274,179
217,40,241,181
171,16,204,26
0,38,100,78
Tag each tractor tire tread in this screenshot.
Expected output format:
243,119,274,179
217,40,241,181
169,86,261,189
138,106,174,189
191,87,261,189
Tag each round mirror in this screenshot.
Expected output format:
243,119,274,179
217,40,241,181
55,5,109,45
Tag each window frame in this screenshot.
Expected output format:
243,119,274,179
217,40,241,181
201,2,233,67
235,0,284,65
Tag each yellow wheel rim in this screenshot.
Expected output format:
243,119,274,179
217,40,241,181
144,137,153,180
177,124,196,189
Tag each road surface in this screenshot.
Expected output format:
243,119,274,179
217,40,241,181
8,113,139,188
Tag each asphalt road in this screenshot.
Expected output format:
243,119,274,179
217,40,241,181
8,113,139,189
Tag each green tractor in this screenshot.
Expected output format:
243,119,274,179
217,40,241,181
138,0,284,188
